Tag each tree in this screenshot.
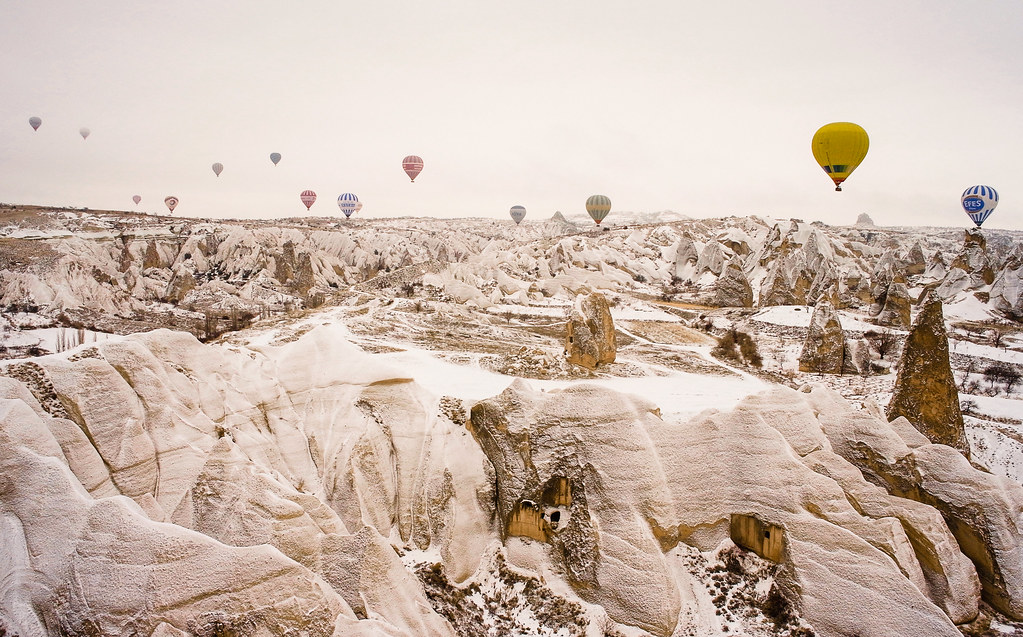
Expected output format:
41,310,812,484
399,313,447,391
865,329,898,360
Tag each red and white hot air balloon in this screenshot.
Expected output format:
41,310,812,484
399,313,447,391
132,195,142,206
164,196,179,214
402,155,424,182
300,190,317,211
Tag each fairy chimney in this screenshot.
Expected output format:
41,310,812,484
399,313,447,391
565,292,616,369
886,292,968,457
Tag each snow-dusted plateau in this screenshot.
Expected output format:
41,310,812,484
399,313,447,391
0,204,1021,636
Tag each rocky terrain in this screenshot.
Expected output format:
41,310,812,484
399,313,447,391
1,204,1022,636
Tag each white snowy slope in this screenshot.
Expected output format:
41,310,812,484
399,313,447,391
0,311,1019,636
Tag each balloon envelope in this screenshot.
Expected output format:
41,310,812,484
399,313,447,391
28,116,41,131
132,195,141,205
164,196,179,213
79,127,90,140
811,122,869,191
585,195,611,225
270,152,281,166
338,193,359,218
300,190,317,211
402,155,424,182
354,201,363,213
510,205,526,224
961,185,998,227
212,162,224,177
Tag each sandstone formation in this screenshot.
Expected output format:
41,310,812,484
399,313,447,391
564,292,616,369
886,292,968,456
876,278,912,328
709,260,753,307
856,213,875,226
798,300,847,374
0,324,1020,634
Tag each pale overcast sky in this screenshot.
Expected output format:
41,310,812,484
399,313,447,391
2,1,1022,229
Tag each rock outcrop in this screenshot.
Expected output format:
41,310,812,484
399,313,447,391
2,324,1022,635
564,292,616,369
876,278,912,328
886,293,968,456
856,213,875,226
709,260,753,307
799,300,847,374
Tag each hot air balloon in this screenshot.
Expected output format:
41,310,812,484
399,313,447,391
300,190,317,211
961,185,999,228
811,122,869,191
132,195,141,206
164,196,179,214
402,155,424,182
212,162,224,177
510,205,526,225
28,117,41,131
270,152,281,166
354,201,363,214
79,127,90,140
338,193,359,218
586,195,611,225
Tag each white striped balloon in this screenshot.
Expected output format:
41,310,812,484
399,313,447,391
961,185,998,228
337,193,359,218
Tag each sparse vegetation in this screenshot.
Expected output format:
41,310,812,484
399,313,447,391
415,554,588,636
712,327,762,367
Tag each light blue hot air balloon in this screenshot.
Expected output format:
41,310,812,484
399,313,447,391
961,185,998,228
337,193,359,218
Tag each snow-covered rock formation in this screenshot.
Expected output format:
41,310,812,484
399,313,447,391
1,321,1021,635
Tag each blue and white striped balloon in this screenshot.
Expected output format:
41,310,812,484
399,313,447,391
337,193,359,218
961,185,998,227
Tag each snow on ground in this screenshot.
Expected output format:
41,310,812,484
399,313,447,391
944,292,1001,322
537,369,767,425
751,305,904,333
749,306,814,328
949,339,1023,365
2,326,118,353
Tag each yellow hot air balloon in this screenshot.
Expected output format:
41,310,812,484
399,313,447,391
811,122,869,191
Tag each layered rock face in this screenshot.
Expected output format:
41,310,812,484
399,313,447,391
0,324,1021,635
798,300,847,374
886,293,968,456
564,292,616,369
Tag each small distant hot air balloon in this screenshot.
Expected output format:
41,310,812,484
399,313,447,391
510,205,526,225
132,195,141,206
354,201,363,214
338,193,359,218
811,122,869,191
164,196,179,214
212,162,224,177
586,195,611,225
402,155,424,182
28,116,42,131
961,185,999,228
300,190,317,211
270,152,281,166
79,127,90,140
